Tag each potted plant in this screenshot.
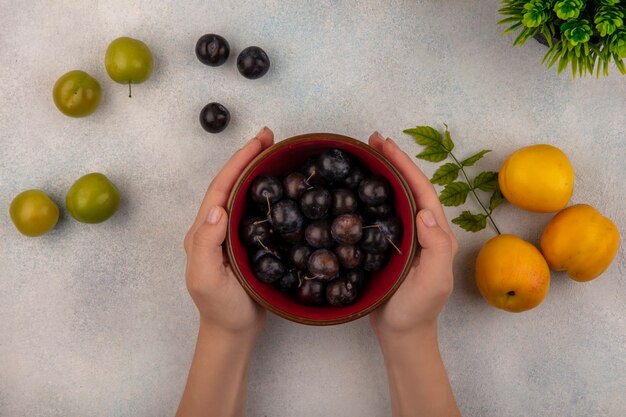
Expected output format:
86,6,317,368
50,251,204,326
498,0,625,77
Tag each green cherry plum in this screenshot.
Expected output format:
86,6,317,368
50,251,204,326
52,70,102,117
66,173,120,224
105,37,153,97
10,190,60,237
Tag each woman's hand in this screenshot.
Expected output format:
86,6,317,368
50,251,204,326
367,132,462,417
177,128,275,417
183,127,275,338
368,132,459,338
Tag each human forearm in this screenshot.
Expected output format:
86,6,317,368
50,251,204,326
376,325,461,417
176,322,259,417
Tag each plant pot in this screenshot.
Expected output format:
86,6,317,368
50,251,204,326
534,33,552,47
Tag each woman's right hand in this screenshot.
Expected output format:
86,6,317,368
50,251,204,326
183,127,274,339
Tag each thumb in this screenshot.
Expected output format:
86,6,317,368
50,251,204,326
188,206,228,281
413,209,455,293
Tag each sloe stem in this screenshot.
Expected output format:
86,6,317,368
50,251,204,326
264,193,271,217
385,237,403,255
255,237,268,250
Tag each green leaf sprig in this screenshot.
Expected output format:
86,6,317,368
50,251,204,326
403,124,503,234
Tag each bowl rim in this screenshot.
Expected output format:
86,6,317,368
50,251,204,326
226,132,417,325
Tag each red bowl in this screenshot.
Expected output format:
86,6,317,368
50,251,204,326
226,133,417,325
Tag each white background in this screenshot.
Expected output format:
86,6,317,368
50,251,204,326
1,1,624,416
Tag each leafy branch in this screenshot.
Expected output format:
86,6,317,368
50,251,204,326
403,124,503,234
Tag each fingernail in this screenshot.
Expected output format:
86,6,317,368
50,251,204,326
207,206,222,225
245,127,267,146
420,209,437,228
256,126,268,137
386,137,398,147
372,131,385,141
